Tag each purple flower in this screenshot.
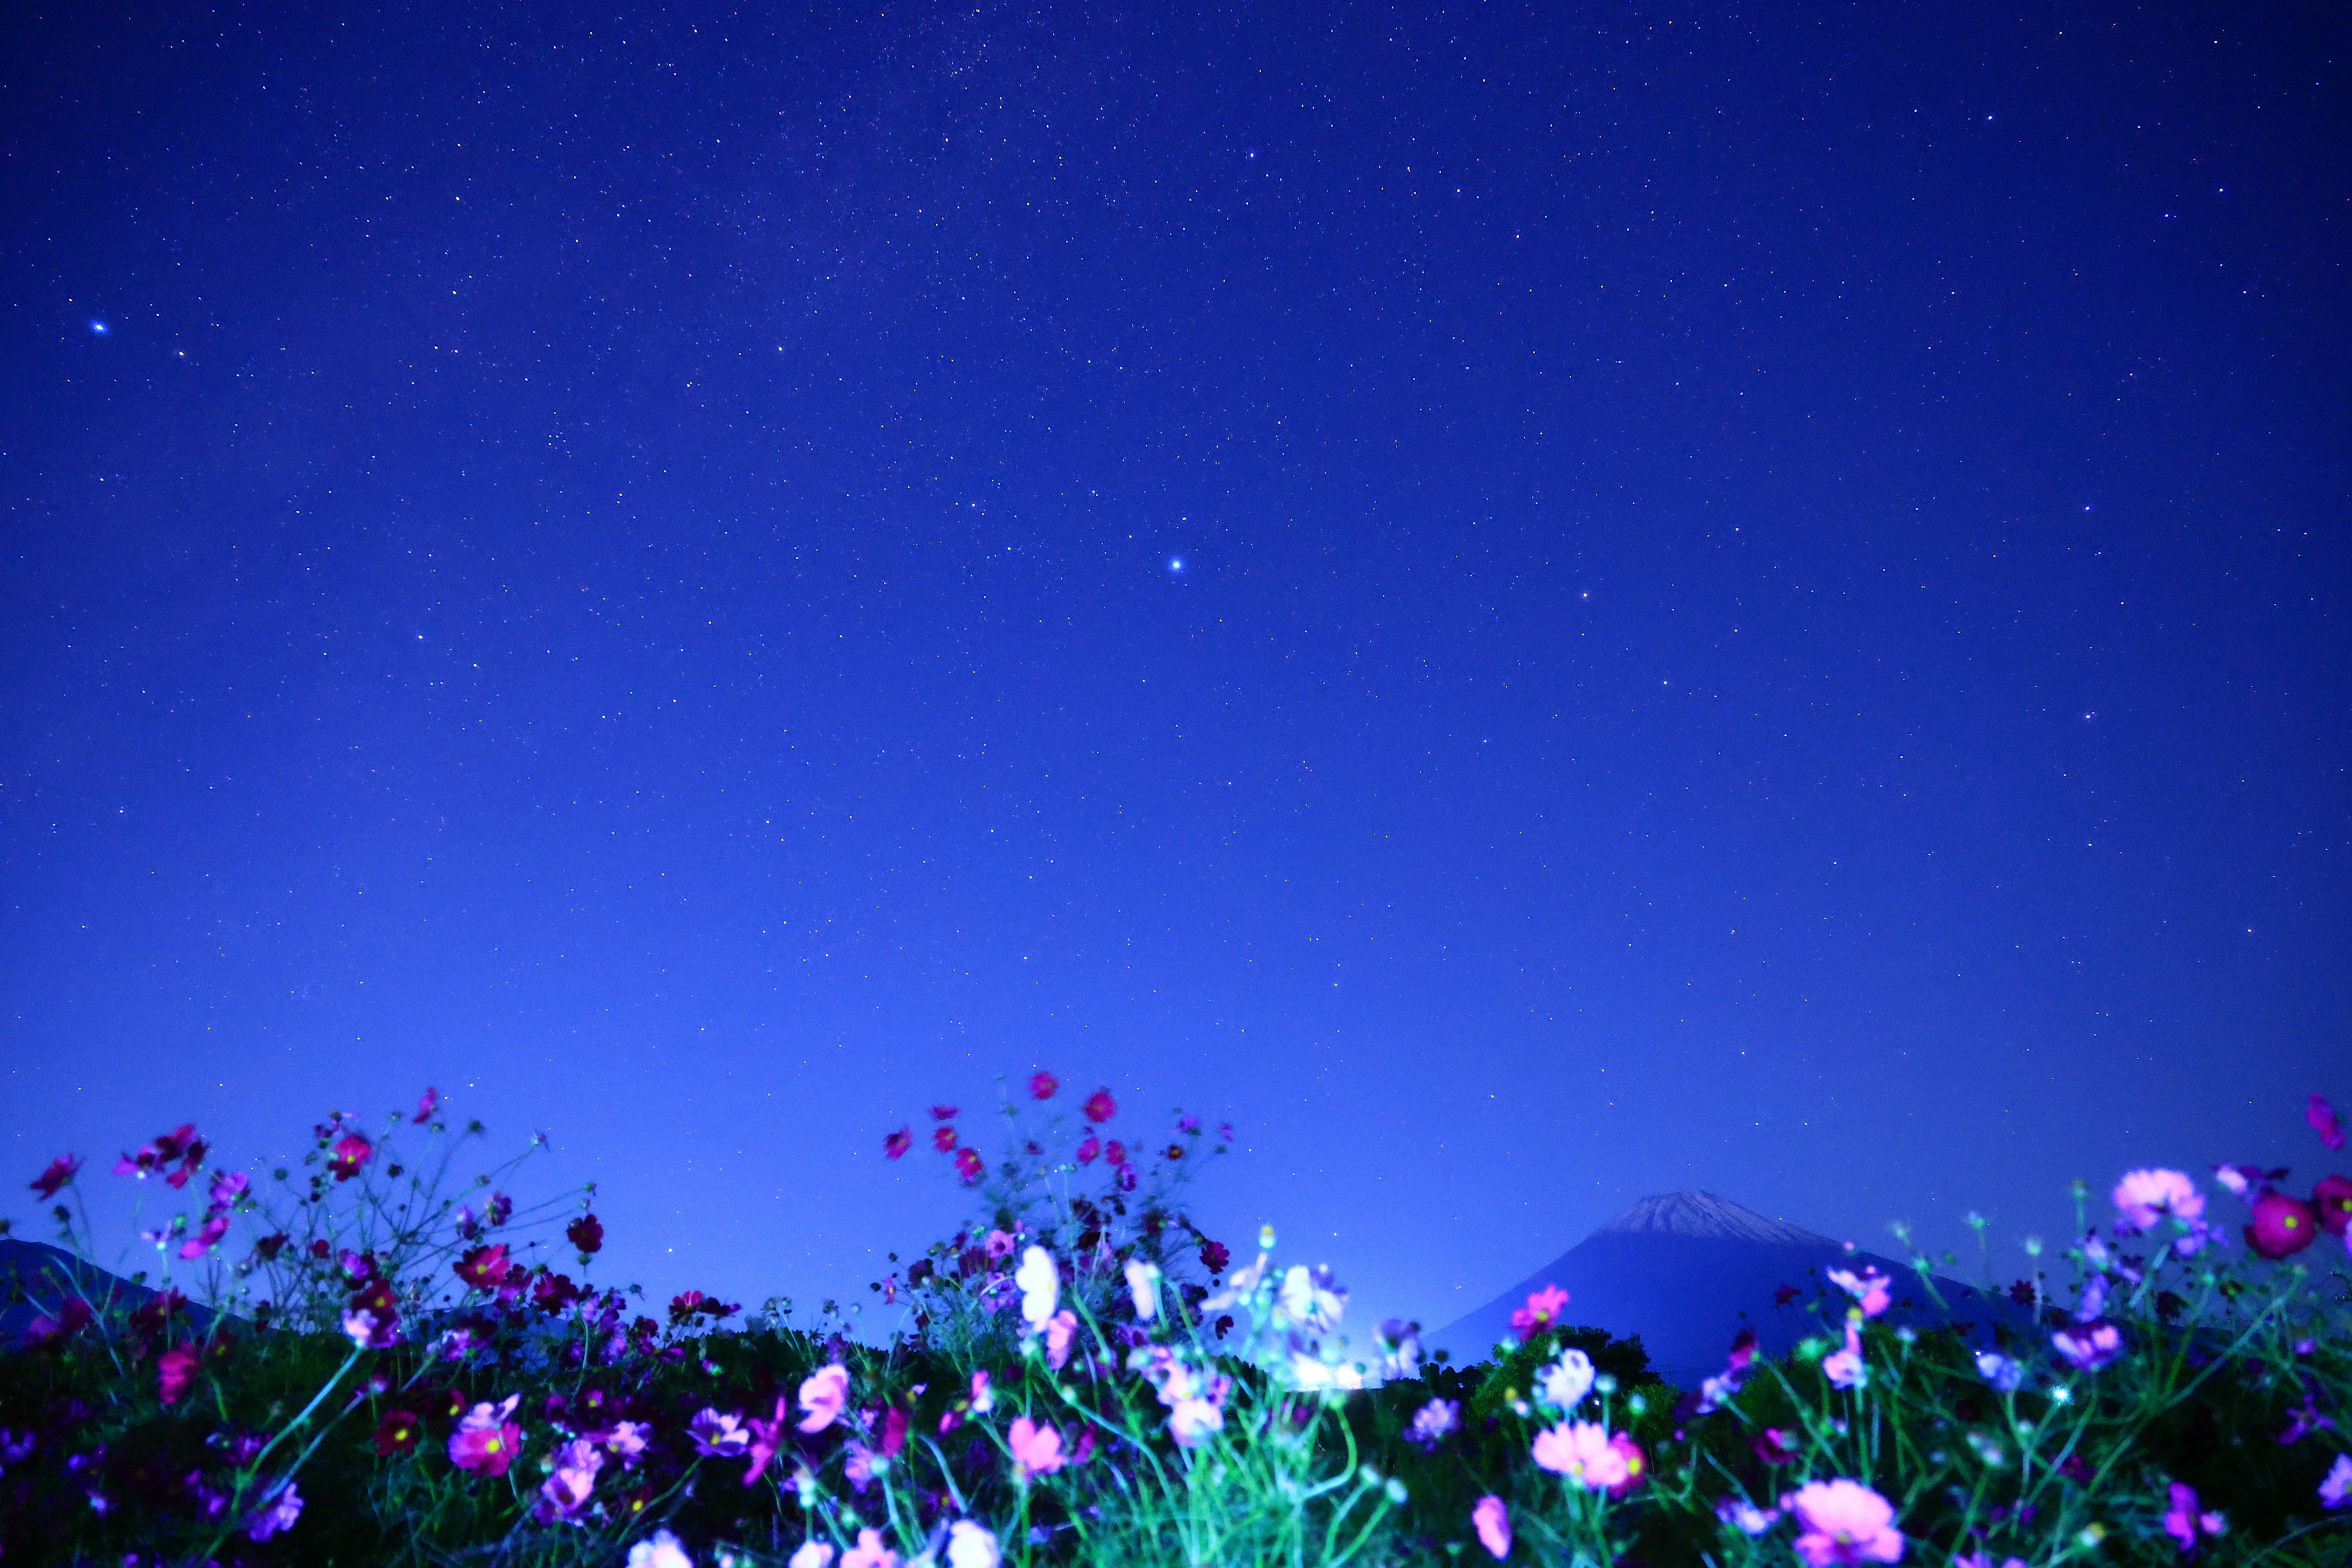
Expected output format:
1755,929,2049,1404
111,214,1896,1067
2051,1319,2125,1372
1405,1398,1460,1449
246,1480,303,1542
689,1408,752,1458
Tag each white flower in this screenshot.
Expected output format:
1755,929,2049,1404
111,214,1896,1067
1200,1250,1271,1313
944,1520,1000,1568
627,1530,695,1568
1278,1264,1347,1332
1537,1348,1595,1411
1124,1259,1163,1321
1015,1246,1058,1329
1287,1352,1363,1392
788,1544,837,1568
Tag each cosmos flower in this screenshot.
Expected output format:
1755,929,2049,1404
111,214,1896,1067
1043,1308,1078,1370
1510,1283,1570,1341
372,1408,421,1456
1754,1427,1799,1466
884,1128,912,1159
2246,1191,2320,1259
455,1243,511,1289
414,1086,441,1123
1126,1259,1163,1321
328,1133,374,1181
789,1545,838,1568
2051,1319,2125,1372
2162,1482,2227,1555
842,1527,902,1568
691,1408,752,1457
342,1306,399,1349
1974,1351,2025,1393
1028,1071,1059,1099
1401,1398,1458,1450
1827,1265,1893,1318
157,1346,199,1406
533,1438,604,1522
1083,1089,1117,1123
1537,1348,1596,1411
1278,1264,1347,1331
1716,1498,1780,1536
946,1521,1001,1568
448,1396,522,1477
30,1155,80,1200
2310,1174,2352,1237
797,1363,850,1434
2113,1169,2205,1233
1104,1139,1128,1167
178,1213,231,1261
627,1531,695,1568
2320,1453,2352,1509
933,1126,959,1153
1012,1245,1059,1330
1472,1496,1512,1560
246,1480,303,1543
968,1369,993,1414
1008,1416,1066,1479
954,1147,985,1183
2311,1094,2345,1152
1823,1321,1869,1390
1531,1420,1627,1490
1074,1136,1101,1164
1789,1478,1905,1566
1605,1432,1648,1498
566,1214,605,1256
1378,1317,1423,1379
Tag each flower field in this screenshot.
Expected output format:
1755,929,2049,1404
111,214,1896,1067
2,1075,2347,1566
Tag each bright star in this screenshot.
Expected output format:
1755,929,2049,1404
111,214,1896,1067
1167,557,1185,573
88,318,109,335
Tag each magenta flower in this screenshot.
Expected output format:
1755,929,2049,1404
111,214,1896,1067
414,1086,441,1122
1827,1265,1892,1317
455,1243,512,1289
2113,1168,2205,1233
1083,1088,1117,1123
177,1212,231,1261
1531,1420,1627,1490
1510,1283,1570,1341
797,1363,850,1433
328,1132,373,1182
2162,1481,2226,1555
1008,1415,1066,1480
1472,1494,1512,1559
1789,1478,1905,1566
448,1395,522,1477
2312,1174,2352,1238
1029,1071,1059,1100
2246,1191,2320,1259
2311,1094,2345,1152
205,1169,249,1213
1075,1136,1101,1164
29,1155,80,1200
157,1345,199,1406
933,1125,959,1153
884,1127,912,1159
245,1480,303,1543
954,1147,985,1183
842,1527,902,1568
2051,1319,2125,1372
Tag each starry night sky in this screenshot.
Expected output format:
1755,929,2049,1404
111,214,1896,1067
3,1,2346,1340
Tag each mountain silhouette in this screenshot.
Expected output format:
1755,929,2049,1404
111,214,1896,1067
1429,1190,2027,1386
0,1238,227,1345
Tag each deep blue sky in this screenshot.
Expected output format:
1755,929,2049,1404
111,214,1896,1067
3,1,2345,1342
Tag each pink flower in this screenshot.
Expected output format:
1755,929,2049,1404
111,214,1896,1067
2162,1481,2226,1555
1029,1071,1059,1100
2310,1174,2352,1238
742,1393,791,1486
1472,1495,1512,1559
1083,1089,1117,1123
797,1363,850,1433
842,1527,901,1568
29,1155,80,1200
245,1480,303,1543
1605,1432,1648,1497
534,1438,604,1522
1789,1478,1905,1566
933,1125,959,1153
1008,1415,1066,1479
2113,1169,2205,1233
968,1369,993,1413
328,1133,373,1181
1823,1321,1869,1389
1104,1139,1128,1167
2320,1453,2352,1509
689,1408,751,1457
1510,1283,1570,1341
157,1345,199,1405
2051,1319,2125,1371
2246,1191,2320,1259
884,1128,912,1159
954,1147,985,1183
984,1227,1017,1260
1531,1420,1627,1490
448,1395,522,1476
2311,1094,2345,1152
1044,1308,1078,1370
178,1212,231,1261
455,1243,511,1289
1075,1136,1101,1164
1827,1265,1892,1318
790,1545,838,1568
1168,1395,1225,1447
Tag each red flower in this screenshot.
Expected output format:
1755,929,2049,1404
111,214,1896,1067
930,1104,960,1121
566,1215,605,1256
933,1125,959,1153
116,1124,204,1186
328,1133,374,1182
1029,1071,1060,1101
456,1243,512,1289
372,1409,421,1457
29,1155,80,1200
2313,1174,2352,1237
1083,1090,1117,1124
1163,1144,1184,1161
157,1345,199,1406
884,1128,913,1160
2247,1191,2320,1259
1076,1136,1101,1165
1104,1140,1128,1167
954,1147,986,1184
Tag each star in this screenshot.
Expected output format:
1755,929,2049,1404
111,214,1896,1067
1167,557,1185,574
88,318,109,336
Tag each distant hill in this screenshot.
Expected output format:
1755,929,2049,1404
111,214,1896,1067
1428,1191,2027,1387
0,1238,227,1346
